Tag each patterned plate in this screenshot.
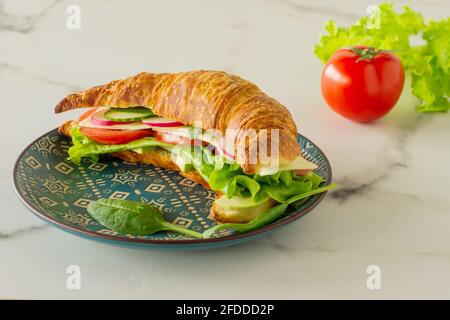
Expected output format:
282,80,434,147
13,128,332,249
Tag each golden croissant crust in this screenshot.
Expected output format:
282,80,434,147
55,70,301,173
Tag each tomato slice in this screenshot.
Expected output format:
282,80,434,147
80,127,154,144
78,108,99,122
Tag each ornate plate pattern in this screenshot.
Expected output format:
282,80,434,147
13,128,332,249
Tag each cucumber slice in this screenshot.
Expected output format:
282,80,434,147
104,107,155,122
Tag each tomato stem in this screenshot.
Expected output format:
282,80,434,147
351,47,379,62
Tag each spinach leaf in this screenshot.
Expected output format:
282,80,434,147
88,198,203,238
261,180,313,203
285,183,336,205
202,203,289,239
87,183,336,239
202,183,336,238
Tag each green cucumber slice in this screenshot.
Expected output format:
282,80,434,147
104,107,155,122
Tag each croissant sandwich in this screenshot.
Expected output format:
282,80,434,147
55,70,322,223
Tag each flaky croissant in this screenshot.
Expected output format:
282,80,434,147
55,70,301,173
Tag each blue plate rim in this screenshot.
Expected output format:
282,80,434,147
13,127,332,246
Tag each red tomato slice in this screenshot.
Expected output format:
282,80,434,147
78,108,99,122
80,127,154,144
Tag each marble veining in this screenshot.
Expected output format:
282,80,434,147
0,62,82,91
275,0,361,20
0,224,49,240
0,0,62,34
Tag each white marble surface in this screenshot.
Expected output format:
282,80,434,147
1,0,450,299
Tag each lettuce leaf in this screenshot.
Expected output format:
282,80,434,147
314,3,424,67
411,18,450,112
178,144,329,202
68,127,174,165
314,2,449,113
68,128,330,204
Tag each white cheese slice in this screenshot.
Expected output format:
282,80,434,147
146,126,195,137
256,155,318,176
173,154,194,172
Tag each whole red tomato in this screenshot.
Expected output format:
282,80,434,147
321,46,405,123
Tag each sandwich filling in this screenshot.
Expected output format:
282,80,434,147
67,107,324,218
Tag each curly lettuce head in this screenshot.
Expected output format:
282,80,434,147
314,2,449,113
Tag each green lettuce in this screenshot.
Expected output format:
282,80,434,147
411,18,450,112
314,3,424,66
68,127,174,165
173,144,328,203
68,128,330,204
314,2,449,113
